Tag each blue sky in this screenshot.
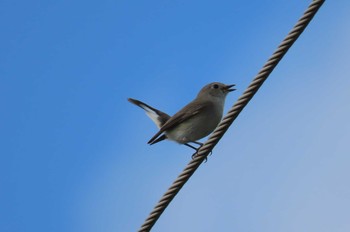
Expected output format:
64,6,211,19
1,1,349,231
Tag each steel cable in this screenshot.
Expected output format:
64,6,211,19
138,0,325,231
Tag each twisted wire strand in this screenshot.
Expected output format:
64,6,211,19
138,1,325,231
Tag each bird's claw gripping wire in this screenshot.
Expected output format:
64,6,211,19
191,151,212,163
187,142,213,163
191,144,213,163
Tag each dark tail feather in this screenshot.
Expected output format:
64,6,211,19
148,134,167,145
148,130,163,144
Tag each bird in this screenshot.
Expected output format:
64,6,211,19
128,82,235,152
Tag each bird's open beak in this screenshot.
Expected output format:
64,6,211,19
225,84,236,92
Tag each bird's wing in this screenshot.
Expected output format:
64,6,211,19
128,98,170,128
147,102,210,145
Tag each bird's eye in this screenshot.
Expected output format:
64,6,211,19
213,84,219,89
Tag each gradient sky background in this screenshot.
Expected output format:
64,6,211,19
1,1,349,232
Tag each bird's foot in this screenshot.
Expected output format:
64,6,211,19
186,142,212,162
191,151,198,160
191,150,212,163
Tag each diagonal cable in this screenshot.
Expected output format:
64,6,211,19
138,0,325,231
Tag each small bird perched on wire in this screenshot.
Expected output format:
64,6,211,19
128,82,235,153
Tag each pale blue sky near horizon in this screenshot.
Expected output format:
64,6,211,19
1,1,350,232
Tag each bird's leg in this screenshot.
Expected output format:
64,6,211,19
191,141,203,146
184,143,199,151
191,141,213,156
184,143,205,162
185,142,200,159
183,143,201,159
183,142,210,162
